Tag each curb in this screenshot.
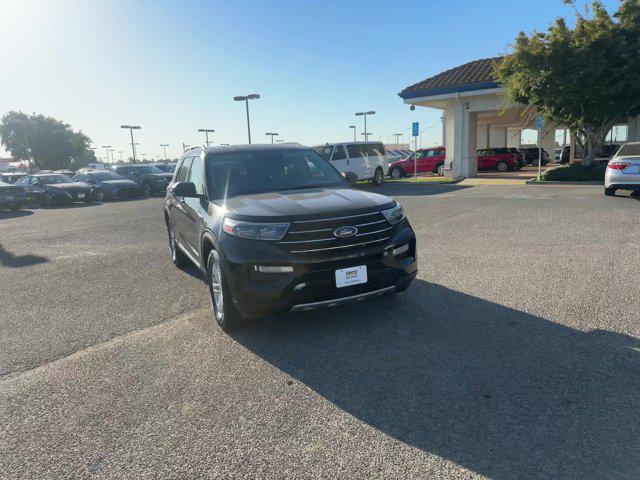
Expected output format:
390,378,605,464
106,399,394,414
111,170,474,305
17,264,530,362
525,180,604,185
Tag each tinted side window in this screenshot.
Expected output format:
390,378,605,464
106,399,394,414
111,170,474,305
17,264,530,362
176,157,193,183
347,144,367,158
331,145,346,161
370,143,385,157
187,156,204,194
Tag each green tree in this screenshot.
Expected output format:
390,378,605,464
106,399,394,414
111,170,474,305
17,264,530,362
0,111,96,170
495,0,640,165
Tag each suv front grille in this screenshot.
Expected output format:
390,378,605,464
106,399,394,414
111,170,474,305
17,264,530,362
277,210,394,258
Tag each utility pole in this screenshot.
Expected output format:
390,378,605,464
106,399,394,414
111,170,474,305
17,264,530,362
265,132,279,143
197,129,215,148
160,144,169,161
120,125,141,164
349,125,356,142
102,145,111,164
355,111,375,142
233,94,260,143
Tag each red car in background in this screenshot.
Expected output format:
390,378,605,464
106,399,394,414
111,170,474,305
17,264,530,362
476,148,521,172
388,147,446,178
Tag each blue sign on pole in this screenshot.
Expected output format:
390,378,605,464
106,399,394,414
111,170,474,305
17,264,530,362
535,115,544,129
412,122,419,137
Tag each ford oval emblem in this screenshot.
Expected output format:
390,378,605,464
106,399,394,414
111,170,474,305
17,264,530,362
333,226,358,238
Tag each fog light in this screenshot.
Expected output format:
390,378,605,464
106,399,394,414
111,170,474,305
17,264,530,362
392,244,409,256
254,265,293,273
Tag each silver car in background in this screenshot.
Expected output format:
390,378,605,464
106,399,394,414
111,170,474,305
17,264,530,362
605,142,640,196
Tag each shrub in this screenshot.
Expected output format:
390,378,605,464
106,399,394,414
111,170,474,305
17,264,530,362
540,163,607,182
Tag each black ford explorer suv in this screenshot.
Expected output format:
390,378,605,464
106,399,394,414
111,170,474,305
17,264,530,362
164,144,417,330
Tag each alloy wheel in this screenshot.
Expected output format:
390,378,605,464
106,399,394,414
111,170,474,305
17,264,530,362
210,258,224,320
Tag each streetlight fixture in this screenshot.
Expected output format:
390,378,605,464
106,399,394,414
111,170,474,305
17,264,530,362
349,125,356,142
265,132,279,143
160,144,169,161
355,111,375,142
102,145,111,164
393,133,403,146
120,125,141,164
197,129,215,148
109,149,116,163
234,94,260,144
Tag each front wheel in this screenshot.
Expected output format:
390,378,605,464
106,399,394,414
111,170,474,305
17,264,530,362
207,249,242,331
389,167,403,179
496,161,508,172
95,189,106,202
141,183,152,197
372,168,384,186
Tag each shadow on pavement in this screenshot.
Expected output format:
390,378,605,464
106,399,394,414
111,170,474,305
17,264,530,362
0,209,33,220
232,280,640,479
0,242,48,268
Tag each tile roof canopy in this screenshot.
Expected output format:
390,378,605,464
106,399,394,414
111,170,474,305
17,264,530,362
399,57,503,100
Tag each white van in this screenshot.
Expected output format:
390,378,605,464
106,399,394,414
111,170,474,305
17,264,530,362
312,141,388,186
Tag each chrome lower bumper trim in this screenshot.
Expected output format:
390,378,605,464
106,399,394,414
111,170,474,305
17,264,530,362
290,286,396,312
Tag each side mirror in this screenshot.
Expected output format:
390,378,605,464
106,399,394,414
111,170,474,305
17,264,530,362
172,181,197,198
342,171,358,186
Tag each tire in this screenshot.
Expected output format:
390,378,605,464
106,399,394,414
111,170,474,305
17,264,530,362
95,189,106,202
141,182,152,197
605,187,617,197
389,167,403,179
372,168,384,186
167,223,189,267
207,249,242,331
435,163,445,176
496,161,508,173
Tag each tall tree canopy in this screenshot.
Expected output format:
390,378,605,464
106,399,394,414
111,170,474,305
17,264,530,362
0,111,96,170
495,0,640,165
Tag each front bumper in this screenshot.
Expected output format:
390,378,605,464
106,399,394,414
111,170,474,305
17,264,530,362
218,222,417,318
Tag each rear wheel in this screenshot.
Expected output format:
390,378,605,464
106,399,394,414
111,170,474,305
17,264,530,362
141,182,152,197
207,249,241,331
435,163,445,176
168,223,189,267
95,189,106,202
389,167,403,179
605,187,617,197
496,161,508,172
372,167,384,186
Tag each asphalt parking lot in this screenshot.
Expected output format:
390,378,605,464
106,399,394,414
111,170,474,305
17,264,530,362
1,184,639,479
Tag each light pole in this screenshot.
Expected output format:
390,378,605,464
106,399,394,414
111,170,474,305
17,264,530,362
160,144,169,161
120,125,141,164
117,151,124,163
355,111,375,142
349,125,356,142
265,132,279,143
198,129,215,148
109,149,116,164
141,153,147,162
102,145,111,164
393,133,403,146
234,94,260,144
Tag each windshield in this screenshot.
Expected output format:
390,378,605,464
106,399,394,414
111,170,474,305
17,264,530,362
616,143,640,157
206,148,345,198
90,172,122,181
134,165,163,174
38,175,74,184
154,164,175,172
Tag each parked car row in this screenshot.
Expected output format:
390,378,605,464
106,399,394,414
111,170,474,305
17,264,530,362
387,146,552,178
0,163,177,211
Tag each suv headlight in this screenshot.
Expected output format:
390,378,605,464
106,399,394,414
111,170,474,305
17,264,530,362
223,218,289,240
382,203,405,225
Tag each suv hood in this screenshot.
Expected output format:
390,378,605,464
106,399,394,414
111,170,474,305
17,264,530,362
45,182,91,190
221,188,395,218
102,179,138,187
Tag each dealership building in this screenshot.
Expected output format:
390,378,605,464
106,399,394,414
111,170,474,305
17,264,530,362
399,57,640,178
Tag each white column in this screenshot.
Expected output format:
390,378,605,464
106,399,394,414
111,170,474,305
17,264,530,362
444,103,477,178
540,124,556,156
628,115,640,141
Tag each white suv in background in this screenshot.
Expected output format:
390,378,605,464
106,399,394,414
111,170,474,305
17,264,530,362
312,141,388,186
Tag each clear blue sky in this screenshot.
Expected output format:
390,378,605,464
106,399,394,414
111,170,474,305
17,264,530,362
0,0,621,161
